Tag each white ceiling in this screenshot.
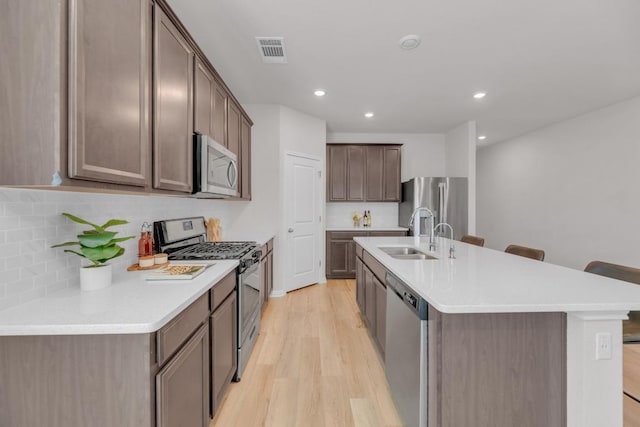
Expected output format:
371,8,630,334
168,0,640,144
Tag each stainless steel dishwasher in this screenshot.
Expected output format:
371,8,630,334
385,273,428,427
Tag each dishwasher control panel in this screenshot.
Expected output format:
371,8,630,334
386,272,428,320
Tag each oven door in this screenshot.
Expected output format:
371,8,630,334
239,261,261,342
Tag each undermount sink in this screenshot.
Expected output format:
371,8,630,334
378,246,438,260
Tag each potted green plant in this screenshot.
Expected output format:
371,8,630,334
51,213,135,291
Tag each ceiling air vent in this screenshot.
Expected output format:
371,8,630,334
255,37,287,63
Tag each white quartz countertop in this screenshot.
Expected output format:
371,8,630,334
0,260,238,336
355,236,640,314
222,232,275,246
326,226,408,232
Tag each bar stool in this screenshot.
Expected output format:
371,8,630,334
460,235,485,247
504,244,545,261
584,261,640,285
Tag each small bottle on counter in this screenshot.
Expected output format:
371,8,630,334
138,222,154,258
363,210,368,227
367,210,372,227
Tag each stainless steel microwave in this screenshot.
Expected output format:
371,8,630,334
193,134,238,198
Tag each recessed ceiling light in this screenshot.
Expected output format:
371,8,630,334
314,89,326,97
478,135,487,140
364,112,374,118
473,92,487,99
398,35,421,50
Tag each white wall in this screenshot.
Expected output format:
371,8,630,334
445,121,477,234
326,132,446,180
281,106,327,160
477,96,640,270
326,203,399,228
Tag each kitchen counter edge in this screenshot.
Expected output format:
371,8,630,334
354,236,640,315
0,260,239,336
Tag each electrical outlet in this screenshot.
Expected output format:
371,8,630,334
595,332,612,360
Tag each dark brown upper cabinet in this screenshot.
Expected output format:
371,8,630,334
194,57,214,137
365,145,384,201
226,100,241,197
327,145,348,201
240,116,252,200
347,146,366,201
1,0,154,190
193,55,232,153
222,98,251,200
326,144,402,202
383,146,401,201
227,101,241,159
1,0,252,198
212,82,229,147
68,0,151,188
153,5,194,193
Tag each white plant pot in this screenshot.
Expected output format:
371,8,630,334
80,264,112,291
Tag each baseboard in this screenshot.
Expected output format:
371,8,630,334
270,289,286,298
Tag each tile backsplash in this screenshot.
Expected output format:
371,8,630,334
0,188,244,311
326,202,399,228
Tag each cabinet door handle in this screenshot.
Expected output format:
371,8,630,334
288,228,294,233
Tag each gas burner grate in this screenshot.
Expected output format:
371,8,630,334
169,241,257,260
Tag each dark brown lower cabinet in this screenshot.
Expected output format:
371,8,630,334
328,240,350,277
210,291,237,415
156,323,209,427
0,273,239,427
355,244,387,360
355,256,365,313
260,239,274,308
326,230,407,279
363,265,377,331
267,251,273,299
374,275,386,359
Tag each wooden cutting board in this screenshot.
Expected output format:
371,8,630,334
205,218,222,241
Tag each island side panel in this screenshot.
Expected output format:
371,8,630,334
566,312,626,427
0,333,157,427
435,311,566,427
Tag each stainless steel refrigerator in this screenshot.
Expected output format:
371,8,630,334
399,177,468,240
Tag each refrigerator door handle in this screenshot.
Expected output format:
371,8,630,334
438,182,446,233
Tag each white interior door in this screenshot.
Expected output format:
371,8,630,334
284,152,321,292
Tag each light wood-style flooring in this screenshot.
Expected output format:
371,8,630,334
211,279,402,427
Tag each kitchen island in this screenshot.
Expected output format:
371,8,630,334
0,260,239,427
355,236,640,427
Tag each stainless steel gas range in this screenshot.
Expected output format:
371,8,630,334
153,217,262,381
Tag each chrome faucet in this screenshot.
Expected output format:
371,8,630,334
408,207,436,250
433,222,455,258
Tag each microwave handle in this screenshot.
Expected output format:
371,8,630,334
227,160,238,188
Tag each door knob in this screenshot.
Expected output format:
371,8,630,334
288,228,294,233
